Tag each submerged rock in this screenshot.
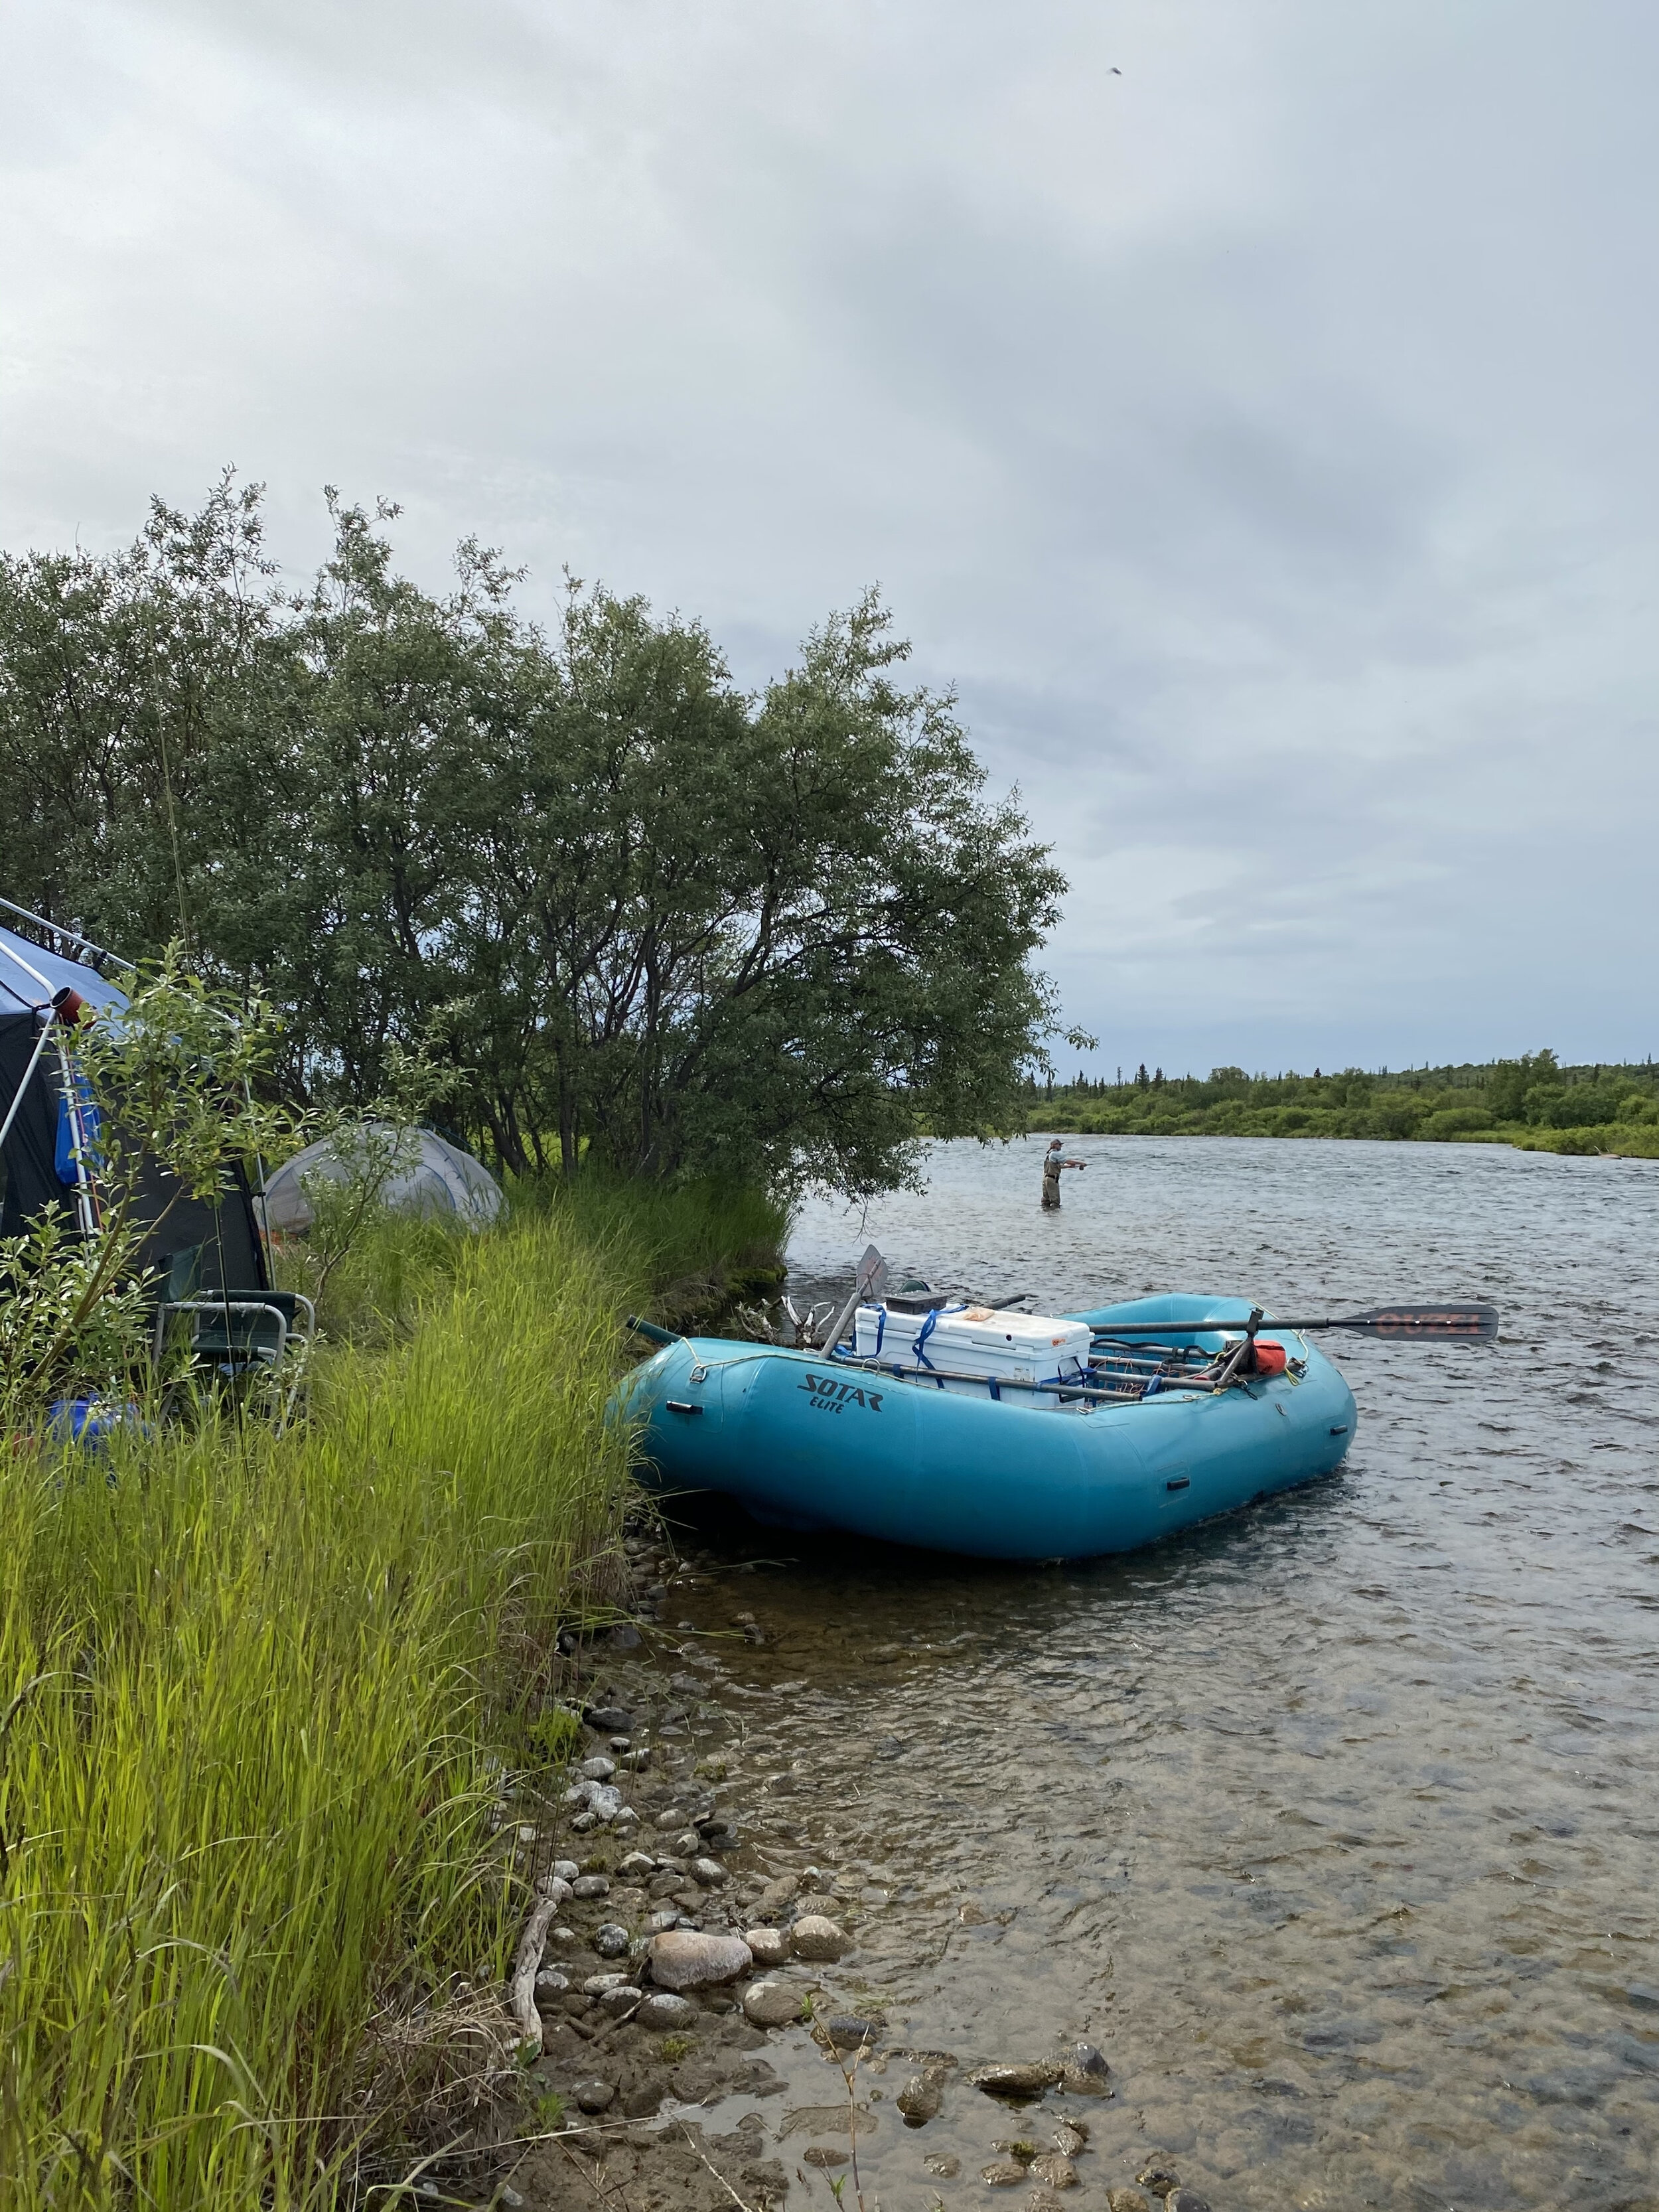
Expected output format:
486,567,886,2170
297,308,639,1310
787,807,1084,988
1106,2195,1151,2212
1059,2040,1112,2095
922,2154,961,2179
982,2160,1029,2187
742,1979,808,2026
1136,2162,1181,2198
1052,2122,1086,2157
1029,2151,1077,2188
1165,2195,1210,2212
647,1930,753,1990
968,2061,1062,2099
897,2074,942,2124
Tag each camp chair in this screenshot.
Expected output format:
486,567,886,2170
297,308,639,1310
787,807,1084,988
152,1244,316,1431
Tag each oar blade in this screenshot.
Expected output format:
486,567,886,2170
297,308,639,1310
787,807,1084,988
1333,1303,1499,1339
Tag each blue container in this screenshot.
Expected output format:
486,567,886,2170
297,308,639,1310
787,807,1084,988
616,1294,1357,1561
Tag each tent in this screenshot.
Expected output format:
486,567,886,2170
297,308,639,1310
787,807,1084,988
261,1124,503,1236
0,915,267,1290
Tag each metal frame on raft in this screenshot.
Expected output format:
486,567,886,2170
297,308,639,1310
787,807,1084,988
825,1307,1298,1408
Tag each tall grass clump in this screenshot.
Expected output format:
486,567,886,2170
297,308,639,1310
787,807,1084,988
526,1172,792,1328
0,1211,632,2209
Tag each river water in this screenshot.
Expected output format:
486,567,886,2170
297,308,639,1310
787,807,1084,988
660,1135,1659,2210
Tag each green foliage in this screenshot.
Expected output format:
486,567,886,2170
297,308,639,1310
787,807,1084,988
523,1706,583,1766
0,1204,687,2208
658,2033,695,2062
1033,1053,1659,1153
1,481,1068,1200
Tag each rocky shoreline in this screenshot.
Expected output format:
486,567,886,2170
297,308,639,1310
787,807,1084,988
481,1525,1220,2212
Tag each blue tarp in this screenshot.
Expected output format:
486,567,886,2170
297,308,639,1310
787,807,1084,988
0,922,128,1017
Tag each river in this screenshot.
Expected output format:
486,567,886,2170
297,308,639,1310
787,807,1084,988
658,1134,1659,2209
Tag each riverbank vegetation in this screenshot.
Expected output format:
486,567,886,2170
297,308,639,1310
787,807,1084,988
1029,1051,1659,1155
1,474,1070,1199
0,1178,768,2209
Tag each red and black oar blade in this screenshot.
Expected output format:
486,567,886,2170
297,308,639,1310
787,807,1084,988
1309,1303,1500,1339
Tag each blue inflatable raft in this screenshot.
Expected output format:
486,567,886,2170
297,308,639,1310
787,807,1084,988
618,1293,1358,1560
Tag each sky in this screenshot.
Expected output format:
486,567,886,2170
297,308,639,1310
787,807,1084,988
3,0,1656,1077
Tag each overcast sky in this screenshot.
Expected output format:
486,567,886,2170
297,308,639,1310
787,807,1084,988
4,0,1655,1075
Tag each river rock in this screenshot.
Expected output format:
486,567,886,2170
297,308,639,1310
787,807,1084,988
534,1968,569,1998
742,1979,808,2026
757,1874,800,1917
1106,2195,1151,2212
583,1972,630,1996
636,1992,697,2031
745,1925,790,1966
579,1755,617,1781
573,2079,615,2113
593,1923,630,1958
1136,2162,1181,2197
897,2073,942,2122
618,1852,656,1878
923,2154,960,2179
791,1914,851,1962
647,1931,753,1990
1165,2195,1209,2212
598,1983,643,2018
968,2061,1062,2099
553,1859,579,1882
1029,2152,1077,2188
585,1705,632,1733
691,1857,728,1886
982,2161,1029,2187
1052,2122,1086,2156
822,2015,880,2050
1059,2040,1111,2094
571,1874,611,1900
570,1811,597,1834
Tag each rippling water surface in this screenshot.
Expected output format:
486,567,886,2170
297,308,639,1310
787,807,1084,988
664,1136,1659,2209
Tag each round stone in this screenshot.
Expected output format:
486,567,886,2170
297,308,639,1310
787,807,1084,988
571,1874,611,1900
594,1923,630,1958
741,1979,809,2026
646,1930,753,1990
745,1926,790,1966
636,1991,697,2031
573,2079,615,2113
790,1914,851,1962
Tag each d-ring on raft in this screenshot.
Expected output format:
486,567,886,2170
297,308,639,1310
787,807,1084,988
614,1293,1363,1561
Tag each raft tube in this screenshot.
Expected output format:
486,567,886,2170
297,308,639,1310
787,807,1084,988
616,1293,1357,1561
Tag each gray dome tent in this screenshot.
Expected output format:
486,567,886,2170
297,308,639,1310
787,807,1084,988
262,1124,503,1236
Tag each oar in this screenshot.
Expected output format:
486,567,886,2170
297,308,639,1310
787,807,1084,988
1090,1303,1498,1341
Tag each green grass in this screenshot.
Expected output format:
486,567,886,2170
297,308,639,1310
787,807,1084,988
0,1177,783,2209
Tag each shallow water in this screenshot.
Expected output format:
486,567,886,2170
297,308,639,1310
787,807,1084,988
661,1136,1659,2209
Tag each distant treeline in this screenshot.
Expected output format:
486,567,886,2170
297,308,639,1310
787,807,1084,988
1029,1053,1659,1157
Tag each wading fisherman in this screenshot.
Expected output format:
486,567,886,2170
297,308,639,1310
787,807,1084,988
1041,1138,1086,1209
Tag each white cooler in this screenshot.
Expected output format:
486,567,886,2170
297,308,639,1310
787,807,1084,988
853,1302,1092,1396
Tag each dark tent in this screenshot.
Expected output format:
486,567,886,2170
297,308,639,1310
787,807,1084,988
0,916,267,1292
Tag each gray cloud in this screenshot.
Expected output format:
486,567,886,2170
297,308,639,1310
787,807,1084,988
3,0,1655,1071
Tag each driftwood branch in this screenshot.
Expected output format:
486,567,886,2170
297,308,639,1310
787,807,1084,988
510,1895,559,2056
